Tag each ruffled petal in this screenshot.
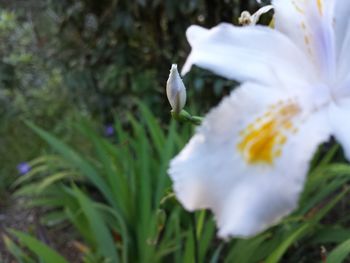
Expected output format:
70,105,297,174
273,0,336,80
169,83,331,238
182,23,316,89
328,99,350,160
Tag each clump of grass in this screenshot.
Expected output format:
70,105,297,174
6,104,350,263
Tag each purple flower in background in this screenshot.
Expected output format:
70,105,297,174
104,124,115,137
17,162,31,175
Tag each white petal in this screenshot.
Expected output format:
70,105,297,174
169,83,331,238
329,99,350,160
334,0,350,82
182,23,316,89
273,0,336,79
251,5,274,25
334,0,350,55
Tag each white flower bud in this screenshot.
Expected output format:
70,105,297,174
166,64,186,114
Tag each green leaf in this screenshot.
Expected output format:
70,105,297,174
311,227,350,244
265,223,311,263
326,238,350,263
266,187,349,263
25,121,116,207
72,186,120,262
138,101,165,156
3,234,36,263
36,171,73,193
226,233,272,263
8,230,69,263
210,244,224,263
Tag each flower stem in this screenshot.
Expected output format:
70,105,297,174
171,110,203,125
191,213,199,263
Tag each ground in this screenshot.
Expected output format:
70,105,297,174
0,196,82,263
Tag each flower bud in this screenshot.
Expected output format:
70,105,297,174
166,64,186,114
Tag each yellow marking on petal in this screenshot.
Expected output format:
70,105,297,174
316,0,323,16
292,1,304,14
247,123,254,131
237,101,301,165
304,36,310,45
277,135,287,145
301,22,306,29
264,111,273,118
275,149,282,157
278,103,300,117
283,121,293,130
291,127,299,134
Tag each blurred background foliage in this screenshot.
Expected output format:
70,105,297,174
0,0,260,192
3,0,350,262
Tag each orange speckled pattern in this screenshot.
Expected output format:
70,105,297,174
237,101,301,165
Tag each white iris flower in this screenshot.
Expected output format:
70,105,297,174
169,0,350,238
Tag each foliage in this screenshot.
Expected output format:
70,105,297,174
0,9,92,193
19,0,261,120
0,0,260,193
3,1,350,262
4,230,69,263
6,104,350,262
9,104,193,262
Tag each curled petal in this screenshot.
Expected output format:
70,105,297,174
182,23,316,89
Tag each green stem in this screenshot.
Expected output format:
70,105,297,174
171,110,203,125
191,213,199,263
196,210,206,238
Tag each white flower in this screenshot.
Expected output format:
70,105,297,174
166,64,187,114
169,0,350,238
239,5,274,26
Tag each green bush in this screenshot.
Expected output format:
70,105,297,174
0,1,259,192
0,10,82,193
13,0,261,120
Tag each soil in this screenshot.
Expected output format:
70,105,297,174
0,195,82,263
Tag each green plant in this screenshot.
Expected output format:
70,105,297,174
0,0,256,195
4,230,69,263
8,104,350,262
0,9,86,194
10,103,198,262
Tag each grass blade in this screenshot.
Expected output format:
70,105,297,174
8,230,69,263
